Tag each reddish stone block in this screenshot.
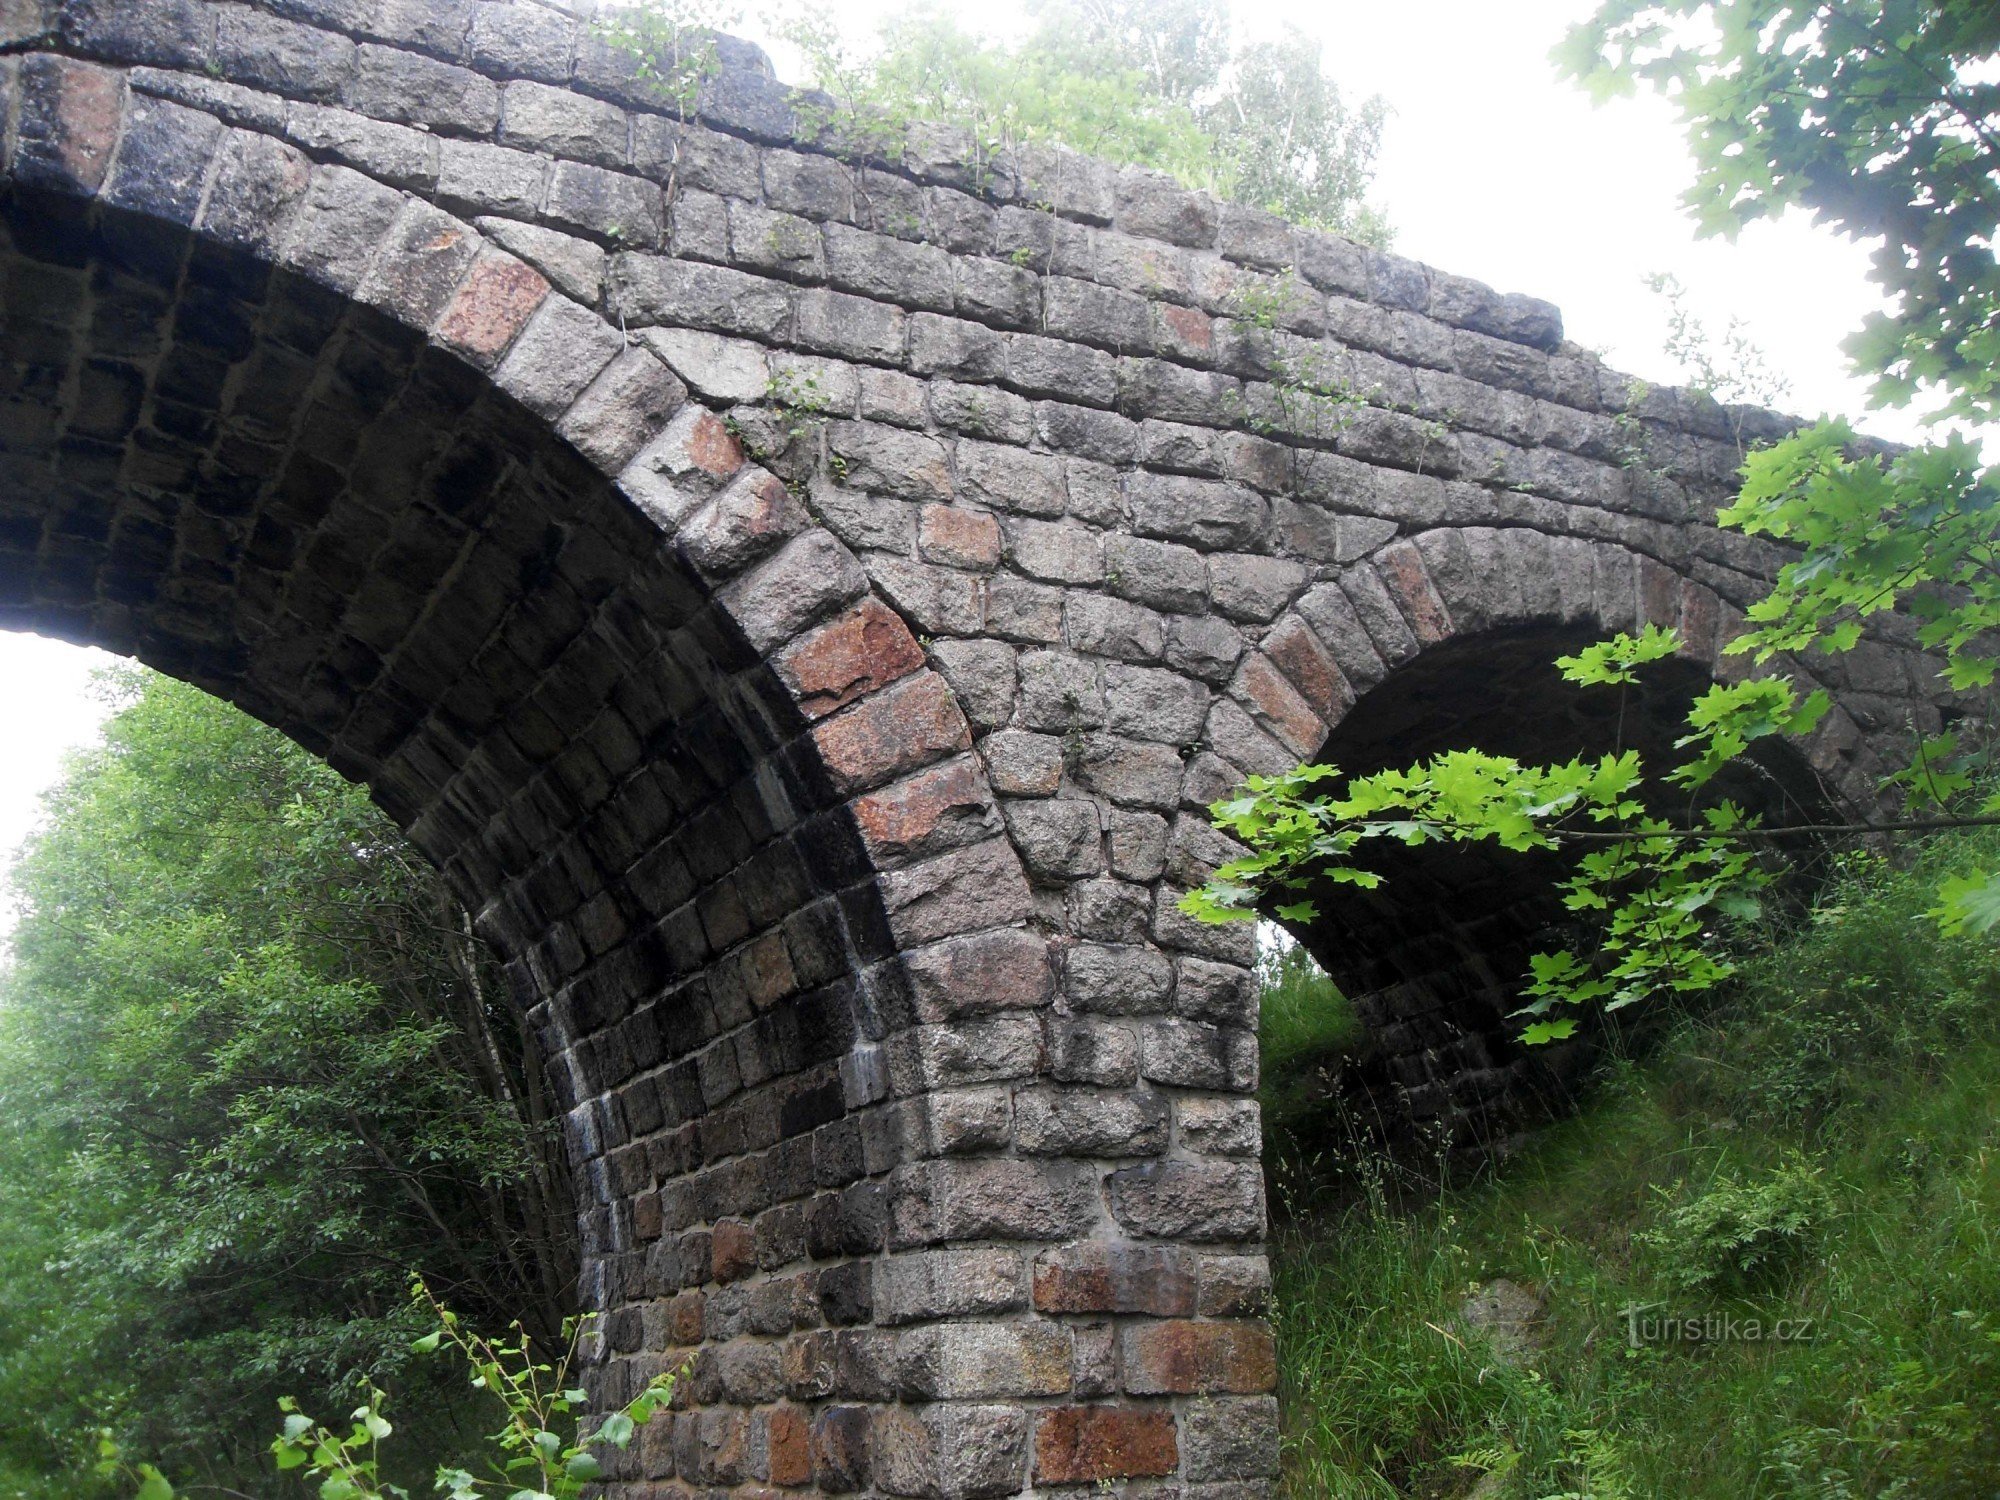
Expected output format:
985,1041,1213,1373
899,927,1054,1022
1234,652,1328,759
1679,578,1720,662
1035,1406,1179,1482
851,755,995,865
811,671,970,796
680,467,806,579
712,1219,756,1284
633,1191,665,1242
639,1408,678,1479
1159,301,1214,357
809,1405,869,1491
667,1291,705,1345
877,837,1035,946
918,504,1002,569
774,596,928,720
1373,540,1452,645
1261,615,1354,724
433,248,550,367
1640,556,1682,629
765,1404,812,1487
1120,1319,1277,1396
735,928,798,1012
17,55,124,193
1032,1242,1196,1317
783,1330,837,1400
689,1407,749,1485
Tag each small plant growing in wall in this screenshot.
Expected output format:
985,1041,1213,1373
1224,271,1370,482
767,366,836,448
593,0,740,121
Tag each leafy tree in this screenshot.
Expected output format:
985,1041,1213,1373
775,0,1391,242
1556,2,2000,923
1195,3,2000,1022
1556,0,2000,422
0,671,574,1495
1188,627,1830,1041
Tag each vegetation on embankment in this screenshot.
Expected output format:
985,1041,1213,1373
1264,831,2000,1498
0,672,571,1498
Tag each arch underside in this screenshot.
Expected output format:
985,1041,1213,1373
0,185,900,1397
1285,622,1851,1147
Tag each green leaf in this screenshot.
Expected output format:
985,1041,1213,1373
134,1468,175,1500
1931,870,2000,936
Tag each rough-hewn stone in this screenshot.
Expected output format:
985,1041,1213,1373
0,12,1945,1497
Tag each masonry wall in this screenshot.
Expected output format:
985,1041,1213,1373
0,3,1953,1496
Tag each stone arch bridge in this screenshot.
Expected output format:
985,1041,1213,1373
0,4,1946,1494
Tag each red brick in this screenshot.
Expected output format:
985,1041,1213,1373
811,671,969,795
773,596,926,719
1033,1242,1197,1316
1035,1406,1179,1482
919,505,1002,569
712,1219,756,1284
434,249,550,367
1374,540,1452,645
1119,1319,1277,1395
851,756,994,864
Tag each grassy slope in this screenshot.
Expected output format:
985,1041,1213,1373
1266,834,2000,1499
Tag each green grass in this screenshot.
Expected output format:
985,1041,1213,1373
1256,939,1367,1142
1266,833,2000,1498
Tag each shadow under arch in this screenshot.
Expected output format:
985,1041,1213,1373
1270,538,1858,1152
0,182,898,1413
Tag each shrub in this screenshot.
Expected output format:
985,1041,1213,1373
1636,1161,1831,1293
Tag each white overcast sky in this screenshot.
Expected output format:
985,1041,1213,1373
0,0,1924,931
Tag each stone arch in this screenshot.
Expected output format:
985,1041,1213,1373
1213,524,1876,1141
0,59,1111,1499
